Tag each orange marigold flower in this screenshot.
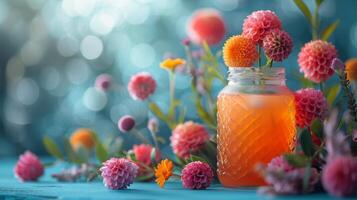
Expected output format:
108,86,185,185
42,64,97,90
222,35,258,67
154,159,174,188
160,58,185,70
70,128,96,150
345,58,357,81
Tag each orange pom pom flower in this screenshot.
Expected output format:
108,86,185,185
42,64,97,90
70,128,96,150
154,159,174,188
345,58,357,81
222,35,258,67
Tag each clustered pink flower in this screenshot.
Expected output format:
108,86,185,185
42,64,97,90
181,161,214,190
322,156,357,197
294,88,328,128
262,29,293,61
298,40,338,83
95,74,112,92
187,9,226,45
132,144,161,166
118,115,136,133
100,158,138,190
262,156,319,194
170,121,210,159
14,151,44,182
242,10,282,44
128,72,156,100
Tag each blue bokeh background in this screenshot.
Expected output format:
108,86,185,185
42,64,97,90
0,0,356,156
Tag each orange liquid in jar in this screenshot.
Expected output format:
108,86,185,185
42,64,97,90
217,91,296,187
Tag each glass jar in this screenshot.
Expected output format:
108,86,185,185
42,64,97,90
217,67,296,187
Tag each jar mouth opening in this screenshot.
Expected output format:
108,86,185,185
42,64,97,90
228,67,285,74
227,67,286,85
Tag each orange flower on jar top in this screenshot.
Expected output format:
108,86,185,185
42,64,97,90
70,128,96,150
160,58,185,71
345,58,357,81
154,159,174,188
222,35,258,67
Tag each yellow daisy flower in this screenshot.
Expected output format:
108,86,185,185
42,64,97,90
160,58,186,70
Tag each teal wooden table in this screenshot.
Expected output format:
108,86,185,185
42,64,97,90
0,159,352,200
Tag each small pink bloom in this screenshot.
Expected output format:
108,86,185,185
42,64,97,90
128,72,156,100
298,40,338,83
181,161,214,190
95,74,112,92
262,29,293,62
147,118,159,133
294,88,328,128
14,151,44,182
118,115,135,133
132,144,161,166
170,121,210,159
100,158,138,190
243,10,282,44
187,9,226,45
322,156,357,197
182,38,191,46
330,58,345,72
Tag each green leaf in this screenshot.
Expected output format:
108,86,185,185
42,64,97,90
302,164,312,193
284,154,310,168
63,138,83,164
156,136,166,144
293,0,313,25
92,133,109,163
315,0,324,7
310,119,324,139
300,129,315,157
188,154,208,163
326,84,341,106
148,102,166,121
127,150,137,162
321,20,339,41
43,135,63,159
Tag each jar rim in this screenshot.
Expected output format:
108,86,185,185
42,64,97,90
227,67,286,86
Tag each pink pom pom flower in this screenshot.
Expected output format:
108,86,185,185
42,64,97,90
262,156,319,194
14,151,44,182
294,88,328,128
181,161,214,190
262,29,293,62
128,72,156,101
298,40,338,83
95,74,112,92
118,115,135,133
322,156,357,197
100,158,138,190
170,121,210,159
243,10,282,44
187,9,226,45
132,144,161,166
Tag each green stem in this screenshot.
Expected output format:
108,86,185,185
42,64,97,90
312,2,320,40
258,46,262,67
339,73,357,122
266,58,273,68
132,128,150,144
168,70,176,123
319,82,324,94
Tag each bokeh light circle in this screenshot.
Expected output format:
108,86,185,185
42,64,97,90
83,87,107,111
80,35,103,60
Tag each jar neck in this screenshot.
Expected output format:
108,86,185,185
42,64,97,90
227,67,286,86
